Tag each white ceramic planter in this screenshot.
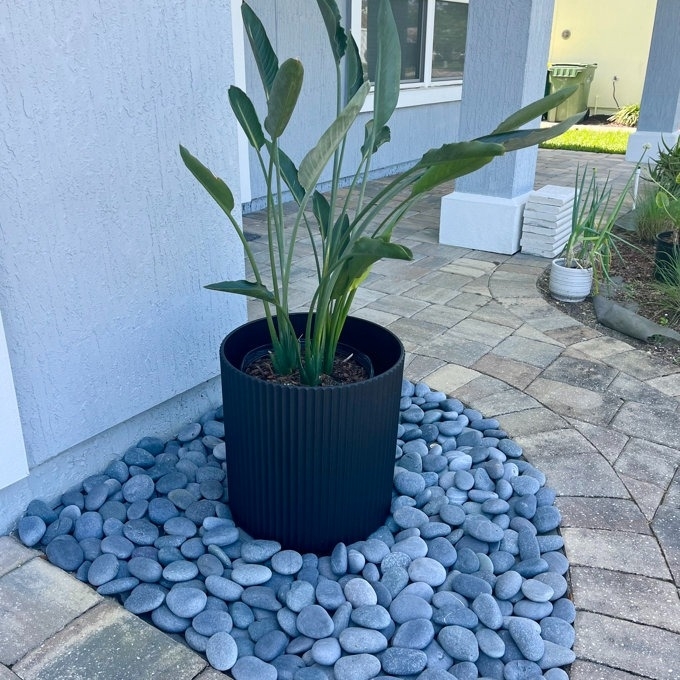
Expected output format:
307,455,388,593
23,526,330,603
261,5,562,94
549,258,593,302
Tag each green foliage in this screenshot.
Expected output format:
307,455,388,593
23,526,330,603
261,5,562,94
608,103,640,128
649,137,680,198
539,127,631,154
563,164,640,293
654,253,680,324
633,187,675,242
181,0,583,385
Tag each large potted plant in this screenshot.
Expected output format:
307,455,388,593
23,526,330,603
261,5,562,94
180,0,581,552
550,163,638,302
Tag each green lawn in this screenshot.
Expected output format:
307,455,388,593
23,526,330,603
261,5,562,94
539,126,632,154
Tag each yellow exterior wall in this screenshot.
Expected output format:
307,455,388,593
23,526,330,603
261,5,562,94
549,0,656,116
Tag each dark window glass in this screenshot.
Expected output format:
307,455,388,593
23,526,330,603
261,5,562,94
432,1,467,80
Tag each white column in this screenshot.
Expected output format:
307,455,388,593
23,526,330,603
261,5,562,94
440,0,556,254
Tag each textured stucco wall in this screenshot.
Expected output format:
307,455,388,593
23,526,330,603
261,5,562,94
243,0,461,205
0,0,245,483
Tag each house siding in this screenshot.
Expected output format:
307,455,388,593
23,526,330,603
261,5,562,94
0,1,245,531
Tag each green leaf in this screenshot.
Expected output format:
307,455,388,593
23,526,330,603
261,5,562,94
242,2,278,97
361,122,391,156
331,237,412,298
228,86,265,150
274,146,305,203
657,191,670,210
417,140,505,168
345,32,365,99
491,85,579,134
478,111,586,152
205,279,275,303
312,191,331,237
265,58,304,139
411,156,497,196
299,81,370,191
179,145,235,214
315,0,347,64
372,0,400,132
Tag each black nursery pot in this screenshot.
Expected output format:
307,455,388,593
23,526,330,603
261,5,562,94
654,231,680,283
219,313,405,554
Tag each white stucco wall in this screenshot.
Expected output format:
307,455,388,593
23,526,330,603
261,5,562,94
0,1,245,527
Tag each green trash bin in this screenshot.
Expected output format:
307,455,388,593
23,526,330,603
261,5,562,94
546,63,597,122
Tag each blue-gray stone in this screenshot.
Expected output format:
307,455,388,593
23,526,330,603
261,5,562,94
45,535,85,571
231,563,272,586
163,559,199,582
344,578,377,607
494,570,522,600
101,518,123,537
514,599,553,620
331,601,352,637
391,618,434,649
231,655,277,680
457,431,483,447
437,625,479,662
155,472,188,495
540,617,575,649
393,506,428,529
96,576,139,596
439,503,466,526
333,653,381,680
163,516,197,537
128,557,163,583
380,647,427,675
185,625,209,653
498,439,523,458
508,617,544,661
552,598,576,623
316,579,345,610
521,578,554,603
471,593,502,629
230,601,255,629
196,465,225,483
451,573,492,599
408,557,446,587
296,605,334,639
104,461,129,484
276,607,298,637
393,471,426,497
397,451,423,473
285,580,316,612
455,548,481,576
241,586,282,611
511,475,541,496
203,630,238,672
361,538,391,564
339,627,388,654
205,575,244,602
202,419,224,438
402,405,425,423
532,506,562,533
74,512,104,541
310,637,341,666
437,420,464,437
515,557,549,578
350,604,391,630
489,550,515,575
100,535,135,560
158,547,183,565
150,605,190,634
124,583,166,614
432,604,478,629
426,537,457,567
177,422,201,442
471,466,495,489
166,585,207,618
534,572,568,600
476,628,505,659
136,436,164,454
496,479,514,500
199,479,224,500
538,640,576,670
202,525,240,547
126,500,149,521
465,515,504,543
541,550,569,576
347,548,366,573
391,535,427,559
389,594,432,624
123,519,158,546
329,542,347,575
239,539,280,564
123,447,155,468
403,439,429,456
180,537,206,560
87,553,119,586
381,566,409,598
536,535,564,552
518,528,541,561
267,549,302,576
18,515,46,547
254,630,288,661
99,501,127,523
84,483,109,511
195,554,223,579
503,659,543,680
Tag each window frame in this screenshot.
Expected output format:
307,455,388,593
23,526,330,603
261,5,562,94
351,0,469,110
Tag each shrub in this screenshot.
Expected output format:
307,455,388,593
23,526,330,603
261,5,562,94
608,103,639,127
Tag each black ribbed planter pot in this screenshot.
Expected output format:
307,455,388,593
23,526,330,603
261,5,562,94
654,230,680,283
219,313,405,553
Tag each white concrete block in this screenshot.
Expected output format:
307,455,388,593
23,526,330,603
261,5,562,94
439,191,531,255
626,130,679,163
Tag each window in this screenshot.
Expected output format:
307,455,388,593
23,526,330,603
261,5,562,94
356,0,468,94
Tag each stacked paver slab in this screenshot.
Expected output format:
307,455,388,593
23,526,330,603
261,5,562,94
520,185,574,258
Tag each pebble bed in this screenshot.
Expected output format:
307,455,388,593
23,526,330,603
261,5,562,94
17,380,575,680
